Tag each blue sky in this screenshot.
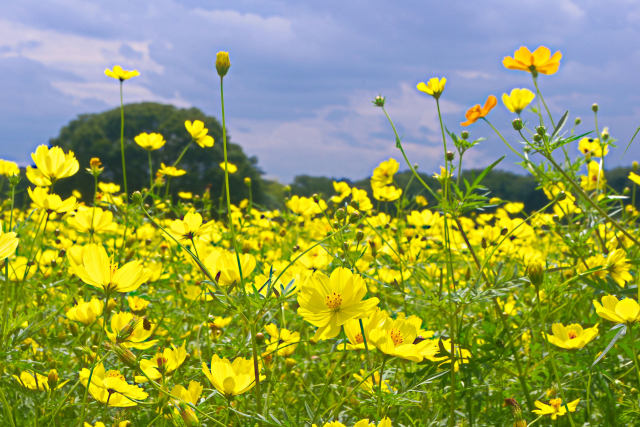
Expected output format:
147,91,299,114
1,0,640,182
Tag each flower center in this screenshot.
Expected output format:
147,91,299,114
567,331,577,340
549,398,562,411
325,292,343,311
390,328,404,346
354,333,364,344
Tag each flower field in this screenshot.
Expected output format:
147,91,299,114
1,47,640,426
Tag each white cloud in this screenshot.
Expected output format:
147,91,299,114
232,82,465,182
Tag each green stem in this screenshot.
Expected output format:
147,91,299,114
119,81,128,200
532,76,555,128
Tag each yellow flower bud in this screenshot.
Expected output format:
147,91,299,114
215,51,230,77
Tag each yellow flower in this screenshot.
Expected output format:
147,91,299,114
66,297,104,325
26,145,79,186
80,363,148,407
416,77,446,99
0,223,19,259
106,311,157,350
169,210,206,242
134,132,166,151
215,51,231,77
71,244,147,293
185,120,215,148
603,249,633,287
503,46,562,75
580,160,605,191
127,296,150,312
202,248,256,286
532,398,579,420
297,267,379,341
219,161,238,174
28,186,76,213
0,159,19,177
178,191,193,199
501,88,535,114
578,137,608,158
134,343,188,382
461,95,497,126
629,171,640,186
201,354,263,397
13,369,68,391
594,295,640,324
98,182,121,194
545,323,598,350
352,369,395,394
264,323,300,357
158,163,186,177
104,65,140,81
171,380,203,406
67,206,117,234
371,158,399,188
368,313,436,362
372,185,402,202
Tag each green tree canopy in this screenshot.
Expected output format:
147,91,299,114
50,102,266,205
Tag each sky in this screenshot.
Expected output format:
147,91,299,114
1,0,640,183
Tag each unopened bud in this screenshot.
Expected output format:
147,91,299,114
592,103,599,113
215,51,230,77
349,212,361,224
256,332,265,343
574,117,581,125
533,134,542,143
179,403,200,427
512,118,523,131
335,208,346,220
445,151,455,161
557,192,567,201
601,127,610,141
355,230,364,242
372,95,385,107
527,260,545,287
131,191,143,205
624,187,630,195
110,342,138,367
460,130,469,140
536,126,546,136
47,370,59,389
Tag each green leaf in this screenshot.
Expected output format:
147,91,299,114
592,324,626,368
550,110,569,141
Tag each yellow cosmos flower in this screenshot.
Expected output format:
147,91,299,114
264,323,300,357
178,191,193,199
372,185,402,202
127,295,150,312
502,88,535,114
71,244,147,293
201,354,264,397
66,297,104,325
368,313,437,362
13,369,68,391
219,161,237,174
532,398,579,420
297,267,380,341
67,206,117,234
545,323,598,350
331,181,351,203
578,137,608,158
461,95,497,127
594,295,640,324
629,171,640,186
134,132,166,151
416,77,446,99
185,120,215,148
353,369,395,394
169,210,206,242
134,343,188,382
371,158,399,188
0,223,19,259
28,186,76,213
503,46,562,75
343,309,388,351
0,159,19,177
202,247,256,286
580,160,606,191
80,363,148,407
158,163,186,177
215,51,231,77
106,311,157,350
26,145,79,186
98,182,121,194
104,65,140,81
171,380,203,406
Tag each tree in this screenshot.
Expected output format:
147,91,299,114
49,102,266,205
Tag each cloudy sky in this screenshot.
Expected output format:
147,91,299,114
1,0,640,182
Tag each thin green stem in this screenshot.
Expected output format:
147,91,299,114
119,81,128,200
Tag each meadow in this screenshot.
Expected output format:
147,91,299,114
0,47,639,426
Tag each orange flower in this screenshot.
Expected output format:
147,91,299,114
460,95,497,127
503,46,562,75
